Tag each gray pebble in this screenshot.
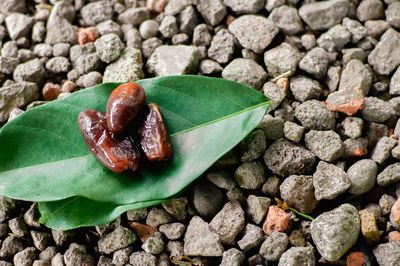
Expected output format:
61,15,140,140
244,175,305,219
159,223,185,240
305,130,343,162
301,33,316,50
162,197,188,222
33,43,53,58
8,217,27,238
356,0,384,21
210,201,245,245
270,5,303,35
258,114,284,141
80,0,112,26
159,16,178,38
5,13,33,40
126,208,147,222
365,20,390,39
222,58,267,90
237,224,264,252
371,137,397,164
228,15,279,54
141,37,162,59
197,0,227,26
390,67,400,96
129,251,156,266
208,29,235,64
206,170,236,190
13,58,45,83
179,5,198,35
223,0,264,14
96,20,122,38
264,139,316,177
0,57,19,75
264,42,302,77
0,236,24,257
342,48,366,65
1,41,18,58
45,56,70,74
263,82,285,110
379,194,396,216
347,159,378,195
39,246,57,261
299,0,349,30
98,227,136,254
373,242,400,266
246,195,270,224
183,216,223,256
342,17,367,43
311,204,360,262
368,29,400,75
192,181,224,217
377,163,400,187
386,2,400,29
95,34,124,63
125,28,142,50
299,47,330,79
313,161,351,200
338,59,372,95
283,121,304,143
234,162,265,190
139,20,159,39
103,47,144,82
31,231,51,251
341,117,364,139
76,71,102,88
141,232,164,255
280,175,318,213
361,97,395,123
199,59,223,75
260,232,289,261
290,76,322,102
112,247,132,266
119,7,150,25
14,247,36,266
192,24,212,46
52,43,70,57
220,248,245,266
295,100,335,130
278,246,315,266
146,208,173,228
32,22,46,43
317,25,351,52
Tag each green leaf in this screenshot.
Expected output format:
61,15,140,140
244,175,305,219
0,75,269,229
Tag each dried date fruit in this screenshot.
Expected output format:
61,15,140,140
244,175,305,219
139,103,173,162
78,109,140,173
106,82,146,135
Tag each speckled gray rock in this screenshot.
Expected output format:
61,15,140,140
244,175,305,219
361,97,395,123
5,13,33,40
280,175,318,213
0,0,25,14
237,223,264,252
299,48,330,79
386,2,400,29
210,201,245,245
278,247,315,266
103,47,144,82
342,48,366,65
259,232,289,261
159,223,185,240
313,161,351,200
0,235,24,257
222,58,267,90
81,0,112,26
98,227,136,254
368,29,400,75
311,204,360,262
246,195,270,224
162,197,188,222
270,5,303,35
208,29,235,64
13,59,45,83
206,171,236,190
390,67,400,96
298,0,349,30
356,0,384,21
264,139,316,177
183,216,223,256
147,45,199,76
14,247,36,266
112,247,132,266
338,59,372,95
159,16,178,38
258,115,284,140
317,25,351,52
197,0,227,26
263,82,285,110
94,34,125,63
45,3,77,45
146,208,173,227
129,251,156,266
371,137,397,164
290,76,322,102
295,100,335,130
96,20,122,38
31,231,51,251
305,130,343,162
192,181,224,217
8,217,27,238
347,159,378,195
377,163,400,187
45,57,70,74
141,232,164,255
228,15,279,53
234,162,265,190
0,81,38,123
220,248,245,266
342,18,367,43
283,121,304,143
264,43,302,77
192,24,212,46
373,242,400,266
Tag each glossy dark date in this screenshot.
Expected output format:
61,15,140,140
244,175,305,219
139,103,173,161
78,109,140,173
106,82,146,135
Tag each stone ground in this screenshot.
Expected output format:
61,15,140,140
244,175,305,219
1,0,400,265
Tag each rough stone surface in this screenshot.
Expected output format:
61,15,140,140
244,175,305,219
103,47,144,82
280,175,318,213
368,29,400,75
295,100,336,130
311,204,360,262
260,232,289,261
305,130,344,162
264,43,302,77
347,159,378,195
222,58,267,90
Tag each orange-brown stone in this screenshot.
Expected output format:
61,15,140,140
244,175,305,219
42,82,60,101
77,27,99,46
388,231,400,242
346,252,367,266
130,222,157,242
262,205,289,235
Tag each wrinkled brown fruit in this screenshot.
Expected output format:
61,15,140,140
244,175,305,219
78,109,140,173
106,82,146,135
139,103,173,162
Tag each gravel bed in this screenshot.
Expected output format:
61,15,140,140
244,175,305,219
1,0,400,265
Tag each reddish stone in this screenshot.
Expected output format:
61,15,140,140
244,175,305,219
130,222,157,242
388,231,400,242
262,205,289,235
147,0,169,13
77,27,99,45
42,82,60,101
225,15,236,26
61,80,77,93
346,252,367,266
326,89,364,116
390,198,400,229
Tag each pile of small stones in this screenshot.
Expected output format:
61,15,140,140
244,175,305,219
1,0,400,265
